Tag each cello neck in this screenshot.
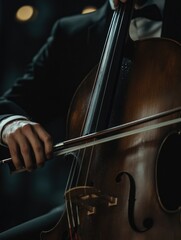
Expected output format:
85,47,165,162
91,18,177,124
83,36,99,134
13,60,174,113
82,0,135,135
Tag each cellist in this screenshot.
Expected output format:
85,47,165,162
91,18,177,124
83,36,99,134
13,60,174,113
0,0,180,239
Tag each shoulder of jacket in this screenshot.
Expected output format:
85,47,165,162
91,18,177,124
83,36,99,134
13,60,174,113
51,3,109,37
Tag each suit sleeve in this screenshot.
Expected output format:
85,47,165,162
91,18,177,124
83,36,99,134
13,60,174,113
0,19,70,124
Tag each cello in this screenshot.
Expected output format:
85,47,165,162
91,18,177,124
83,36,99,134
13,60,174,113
2,0,181,239
40,0,181,239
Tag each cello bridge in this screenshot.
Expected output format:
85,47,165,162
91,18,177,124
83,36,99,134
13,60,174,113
65,186,118,215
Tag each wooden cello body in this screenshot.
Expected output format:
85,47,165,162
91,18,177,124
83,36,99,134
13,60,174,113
41,1,181,240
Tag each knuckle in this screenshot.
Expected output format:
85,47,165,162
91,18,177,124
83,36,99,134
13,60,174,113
21,123,32,132
33,122,41,129
6,134,15,144
45,134,53,144
10,147,19,157
34,144,42,153
21,145,30,155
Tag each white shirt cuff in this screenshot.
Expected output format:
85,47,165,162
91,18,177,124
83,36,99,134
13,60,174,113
0,115,29,147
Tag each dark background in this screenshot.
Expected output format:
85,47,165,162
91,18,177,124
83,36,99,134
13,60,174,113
0,0,105,232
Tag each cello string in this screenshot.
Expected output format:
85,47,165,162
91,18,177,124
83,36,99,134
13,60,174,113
75,4,126,187
65,198,74,240
62,7,123,235
63,2,132,236
64,4,122,193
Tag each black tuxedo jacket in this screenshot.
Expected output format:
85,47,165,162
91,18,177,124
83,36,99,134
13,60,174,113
0,3,110,139
0,0,181,142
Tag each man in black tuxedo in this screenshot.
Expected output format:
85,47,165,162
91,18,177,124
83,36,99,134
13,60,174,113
0,0,181,175
0,0,180,239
